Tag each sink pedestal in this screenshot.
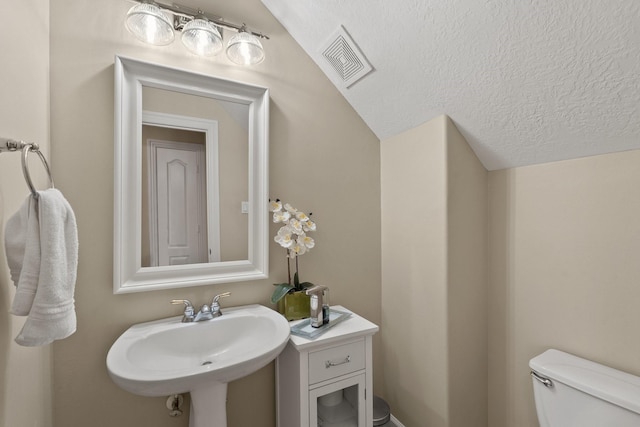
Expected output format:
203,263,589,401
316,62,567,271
189,382,228,427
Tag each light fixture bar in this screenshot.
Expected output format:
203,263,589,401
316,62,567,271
130,0,269,40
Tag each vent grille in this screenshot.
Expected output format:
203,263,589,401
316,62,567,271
321,26,373,88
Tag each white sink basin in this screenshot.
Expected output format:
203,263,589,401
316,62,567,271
106,304,290,427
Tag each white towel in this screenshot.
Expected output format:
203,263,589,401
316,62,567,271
4,189,79,346
5,195,40,315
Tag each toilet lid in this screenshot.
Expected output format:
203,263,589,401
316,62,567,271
373,395,391,426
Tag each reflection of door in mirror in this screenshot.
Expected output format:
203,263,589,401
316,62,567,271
142,86,249,266
141,126,212,267
152,141,206,266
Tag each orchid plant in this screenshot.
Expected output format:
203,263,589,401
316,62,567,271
269,199,317,303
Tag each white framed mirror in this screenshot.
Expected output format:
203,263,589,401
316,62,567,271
114,56,269,294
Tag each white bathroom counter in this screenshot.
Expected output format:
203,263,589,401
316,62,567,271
287,305,379,351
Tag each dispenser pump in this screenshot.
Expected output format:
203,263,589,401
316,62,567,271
306,285,328,328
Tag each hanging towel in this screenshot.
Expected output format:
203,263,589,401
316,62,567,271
5,195,40,315
4,189,79,346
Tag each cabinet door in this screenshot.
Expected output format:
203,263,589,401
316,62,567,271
309,373,366,427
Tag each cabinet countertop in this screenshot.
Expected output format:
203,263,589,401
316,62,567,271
287,305,379,351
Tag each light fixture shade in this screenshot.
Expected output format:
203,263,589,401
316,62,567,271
181,18,223,56
126,2,175,46
226,31,265,65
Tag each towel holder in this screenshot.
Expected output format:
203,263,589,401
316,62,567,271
1,137,55,197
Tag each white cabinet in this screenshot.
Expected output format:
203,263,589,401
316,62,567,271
276,306,379,427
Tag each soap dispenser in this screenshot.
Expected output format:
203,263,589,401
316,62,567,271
306,285,328,328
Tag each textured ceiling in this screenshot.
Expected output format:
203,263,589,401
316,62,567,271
261,0,640,170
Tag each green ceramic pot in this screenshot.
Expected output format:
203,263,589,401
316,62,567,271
278,291,311,321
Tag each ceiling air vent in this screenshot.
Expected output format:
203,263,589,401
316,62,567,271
321,26,373,88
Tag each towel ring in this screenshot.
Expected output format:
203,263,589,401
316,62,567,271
21,143,55,197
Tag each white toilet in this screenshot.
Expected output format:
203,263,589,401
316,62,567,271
529,349,640,426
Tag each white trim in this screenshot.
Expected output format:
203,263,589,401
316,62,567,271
391,414,404,427
389,415,405,427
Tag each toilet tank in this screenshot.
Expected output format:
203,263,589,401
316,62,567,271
529,349,640,427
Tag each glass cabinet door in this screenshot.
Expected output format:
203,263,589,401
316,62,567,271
309,373,366,427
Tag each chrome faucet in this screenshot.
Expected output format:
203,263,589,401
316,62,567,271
171,292,231,323
194,303,214,322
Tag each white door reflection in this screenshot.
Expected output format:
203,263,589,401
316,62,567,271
147,137,211,266
141,113,222,268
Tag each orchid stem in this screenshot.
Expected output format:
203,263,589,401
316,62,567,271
287,249,292,286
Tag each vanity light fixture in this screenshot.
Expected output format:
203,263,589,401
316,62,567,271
124,0,268,65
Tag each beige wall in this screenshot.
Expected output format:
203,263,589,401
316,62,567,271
0,1,52,427
380,115,487,427
446,118,488,427
381,117,448,426
48,0,380,426
488,149,640,426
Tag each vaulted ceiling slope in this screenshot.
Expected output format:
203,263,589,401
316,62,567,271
261,0,640,170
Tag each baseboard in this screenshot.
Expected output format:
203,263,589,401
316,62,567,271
390,414,406,427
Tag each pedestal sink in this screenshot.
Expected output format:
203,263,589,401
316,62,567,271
106,304,290,427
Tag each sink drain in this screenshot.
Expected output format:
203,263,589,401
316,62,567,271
201,361,212,366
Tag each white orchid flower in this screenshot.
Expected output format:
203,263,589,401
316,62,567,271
290,239,307,256
299,233,315,249
289,218,304,234
269,199,282,212
295,211,309,221
275,225,294,248
284,203,298,214
273,209,291,223
302,219,317,232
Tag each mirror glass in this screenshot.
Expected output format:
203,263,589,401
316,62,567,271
114,56,269,293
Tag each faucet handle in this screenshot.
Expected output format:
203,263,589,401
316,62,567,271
212,292,231,304
210,292,231,317
171,299,193,307
171,299,195,322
